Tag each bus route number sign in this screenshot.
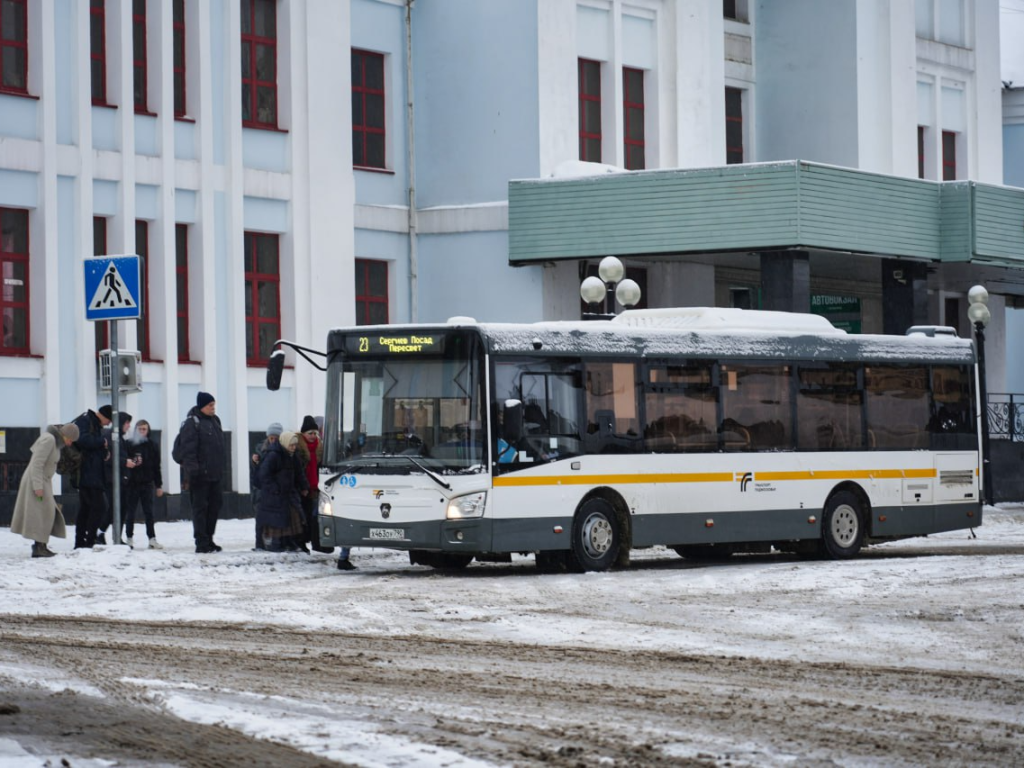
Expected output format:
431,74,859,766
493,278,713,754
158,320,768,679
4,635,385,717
347,334,443,355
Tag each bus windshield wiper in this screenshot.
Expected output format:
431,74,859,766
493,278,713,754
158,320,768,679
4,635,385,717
401,455,452,490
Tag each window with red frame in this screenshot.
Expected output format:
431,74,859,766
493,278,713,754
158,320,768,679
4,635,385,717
352,49,385,169
726,87,744,164
90,0,107,104
355,259,388,325
0,0,28,95
917,126,925,179
0,208,29,355
176,224,190,361
136,220,152,360
942,130,956,180
623,67,645,170
132,0,148,112
244,232,280,365
173,0,186,116
579,58,601,162
241,0,277,129
93,217,108,354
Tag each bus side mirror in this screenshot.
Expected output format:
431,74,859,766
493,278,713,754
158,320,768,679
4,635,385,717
266,350,285,391
503,399,524,443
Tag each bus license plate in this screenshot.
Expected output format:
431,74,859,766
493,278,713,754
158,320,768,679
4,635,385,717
369,528,405,540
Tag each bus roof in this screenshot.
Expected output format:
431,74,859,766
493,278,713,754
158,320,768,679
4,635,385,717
331,308,976,365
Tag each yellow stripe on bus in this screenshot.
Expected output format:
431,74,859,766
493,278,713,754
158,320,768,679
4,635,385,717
493,467,941,488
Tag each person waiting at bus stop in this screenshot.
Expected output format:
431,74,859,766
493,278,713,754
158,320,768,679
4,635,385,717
72,405,111,549
10,423,80,557
250,421,282,550
177,392,225,554
256,431,307,552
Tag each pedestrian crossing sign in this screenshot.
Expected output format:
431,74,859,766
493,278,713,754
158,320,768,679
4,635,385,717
85,255,142,321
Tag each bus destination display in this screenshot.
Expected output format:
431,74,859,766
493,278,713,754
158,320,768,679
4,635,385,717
346,334,444,355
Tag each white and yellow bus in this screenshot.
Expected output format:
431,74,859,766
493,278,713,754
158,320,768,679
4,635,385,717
269,307,982,571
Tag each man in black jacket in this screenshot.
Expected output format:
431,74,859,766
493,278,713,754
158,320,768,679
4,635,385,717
72,405,112,549
178,392,225,553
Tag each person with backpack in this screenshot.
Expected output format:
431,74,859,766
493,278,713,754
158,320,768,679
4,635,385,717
175,392,225,554
10,423,80,558
72,405,112,549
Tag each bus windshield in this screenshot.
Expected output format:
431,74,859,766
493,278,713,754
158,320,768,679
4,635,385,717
323,331,487,474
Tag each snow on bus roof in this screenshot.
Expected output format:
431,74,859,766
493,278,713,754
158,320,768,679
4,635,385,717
329,308,975,364
466,309,974,364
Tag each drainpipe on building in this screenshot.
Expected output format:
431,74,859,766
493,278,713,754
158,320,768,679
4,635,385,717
406,0,418,322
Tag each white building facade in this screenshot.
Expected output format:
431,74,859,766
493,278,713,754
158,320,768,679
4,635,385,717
0,0,1016,515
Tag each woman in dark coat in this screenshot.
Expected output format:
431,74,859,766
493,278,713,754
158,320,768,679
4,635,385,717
256,431,308,552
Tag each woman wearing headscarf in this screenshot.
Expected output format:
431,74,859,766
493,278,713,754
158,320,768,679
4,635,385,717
11,423,80,558
256,431,308,552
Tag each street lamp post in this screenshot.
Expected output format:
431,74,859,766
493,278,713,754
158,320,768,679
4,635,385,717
580,256,642,320
967,284,993,507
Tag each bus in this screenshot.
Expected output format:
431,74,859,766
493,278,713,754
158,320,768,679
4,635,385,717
267,307,982,571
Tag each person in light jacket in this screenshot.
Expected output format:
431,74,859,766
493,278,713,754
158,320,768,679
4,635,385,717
10,423,80,558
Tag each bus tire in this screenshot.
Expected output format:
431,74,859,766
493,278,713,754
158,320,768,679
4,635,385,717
570,498,620,572
819,491,864,559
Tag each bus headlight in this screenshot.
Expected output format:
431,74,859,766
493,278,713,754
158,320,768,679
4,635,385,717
318,492,334,517
446,492,486,520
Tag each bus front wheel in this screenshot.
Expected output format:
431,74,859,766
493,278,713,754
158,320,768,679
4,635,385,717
570,498,620,572
819,491,864,559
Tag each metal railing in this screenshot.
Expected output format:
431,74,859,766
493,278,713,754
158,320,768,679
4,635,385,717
987,394,1024,442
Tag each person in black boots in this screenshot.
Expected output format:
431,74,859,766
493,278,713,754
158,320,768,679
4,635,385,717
296,415,333,554
100,412,133,545
123,419,164,549
72,405,112,549
177,392,225,553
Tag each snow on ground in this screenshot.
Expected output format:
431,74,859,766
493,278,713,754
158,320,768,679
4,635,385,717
2,506,1023,766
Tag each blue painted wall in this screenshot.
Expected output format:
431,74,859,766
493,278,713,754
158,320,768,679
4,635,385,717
417,231,544,323
756,0,859,167
413,0,540,207
1004,124,1024,188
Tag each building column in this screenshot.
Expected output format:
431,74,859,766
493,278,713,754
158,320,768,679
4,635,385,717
881,258,928,334
760,250,810,313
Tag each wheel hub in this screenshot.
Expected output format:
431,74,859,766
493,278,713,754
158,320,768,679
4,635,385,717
582,514,613,558
831,504,859,546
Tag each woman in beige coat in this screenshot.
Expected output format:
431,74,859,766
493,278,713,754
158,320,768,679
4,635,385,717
10,423,79,558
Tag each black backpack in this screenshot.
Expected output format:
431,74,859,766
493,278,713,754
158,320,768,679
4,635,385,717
171,415,199,465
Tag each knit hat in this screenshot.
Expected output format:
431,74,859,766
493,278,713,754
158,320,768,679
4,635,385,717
266,422,283,436
59,423,80,441
300,415,318,433
279,431,299,448
98,405,113,420
197,391,215,409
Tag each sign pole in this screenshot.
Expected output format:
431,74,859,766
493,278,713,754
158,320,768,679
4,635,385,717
111,320,122,546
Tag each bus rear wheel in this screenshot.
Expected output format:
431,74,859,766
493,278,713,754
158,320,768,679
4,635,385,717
570,498,620,572
819,491,864,559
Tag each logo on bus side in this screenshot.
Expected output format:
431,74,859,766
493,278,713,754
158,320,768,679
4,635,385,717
337,475,358,488
737,472,753,492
